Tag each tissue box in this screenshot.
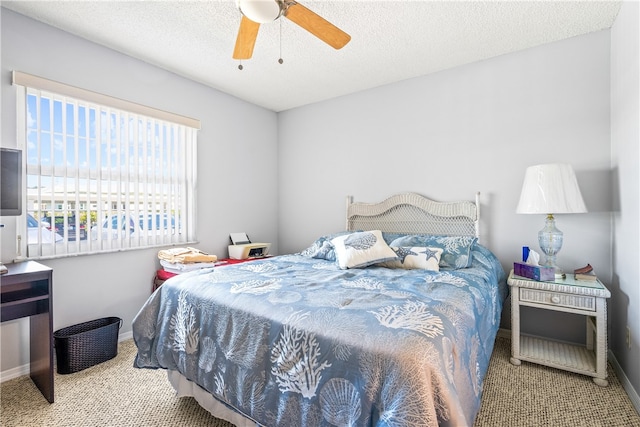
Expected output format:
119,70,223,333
513,262,555,281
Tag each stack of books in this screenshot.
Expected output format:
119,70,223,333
574,264,598,282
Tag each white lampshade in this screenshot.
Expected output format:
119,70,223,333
516,164,587,215
236,0,282,23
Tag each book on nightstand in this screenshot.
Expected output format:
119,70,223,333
574,264,598,281
575,272,598,281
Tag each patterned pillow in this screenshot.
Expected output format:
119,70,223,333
331,230,398,269
389,235,477,269
300,231,353,261
378,246,443,270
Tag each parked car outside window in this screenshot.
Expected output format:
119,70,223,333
139,214,177,232
42,215,87,241
91,214,178,240
27,213,63,244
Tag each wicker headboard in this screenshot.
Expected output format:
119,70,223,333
346,192,480,239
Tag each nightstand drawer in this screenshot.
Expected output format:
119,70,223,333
520,288,596,311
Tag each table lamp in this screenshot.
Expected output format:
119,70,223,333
516,163,587,277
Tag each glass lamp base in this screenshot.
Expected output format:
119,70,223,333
538,214,564,277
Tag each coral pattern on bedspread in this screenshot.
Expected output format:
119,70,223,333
133,244,506,427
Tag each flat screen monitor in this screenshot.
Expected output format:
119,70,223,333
1,147,23,216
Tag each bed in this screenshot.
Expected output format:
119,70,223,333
133,192,507,427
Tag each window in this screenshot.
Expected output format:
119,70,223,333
13,72,200,259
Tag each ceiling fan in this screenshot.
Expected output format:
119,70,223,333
233,0,351,60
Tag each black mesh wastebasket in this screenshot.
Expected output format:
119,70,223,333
54,317,122,374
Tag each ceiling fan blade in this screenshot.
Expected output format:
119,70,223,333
233,16,260,60
284,2,351,50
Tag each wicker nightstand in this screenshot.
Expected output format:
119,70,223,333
507,269,611,386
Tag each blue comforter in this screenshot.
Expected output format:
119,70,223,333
133,244,506,426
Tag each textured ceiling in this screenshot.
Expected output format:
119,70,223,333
2,1,622,112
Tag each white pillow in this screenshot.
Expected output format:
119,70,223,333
331,230,398,269
378,246,443,270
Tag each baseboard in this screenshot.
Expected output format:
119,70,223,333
608,349,640,415
498,327,640,416
0,364,30,383
0,331,134,383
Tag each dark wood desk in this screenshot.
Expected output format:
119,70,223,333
1,261,54,403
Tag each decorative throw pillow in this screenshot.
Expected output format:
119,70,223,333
331,230,398,269
389,235,477,269
300,231,354,261
378,246,443,270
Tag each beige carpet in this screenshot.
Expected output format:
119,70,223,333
1,337,639,426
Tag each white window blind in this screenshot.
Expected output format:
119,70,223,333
13,72,199,259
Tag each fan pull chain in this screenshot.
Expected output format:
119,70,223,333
278,19,284,64
238,60,243,71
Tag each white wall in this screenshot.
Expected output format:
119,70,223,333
278,31,612,341
0,9,279,373
611,0,640,401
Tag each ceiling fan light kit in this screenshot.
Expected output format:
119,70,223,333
233,0,351,63
236,0,282,24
